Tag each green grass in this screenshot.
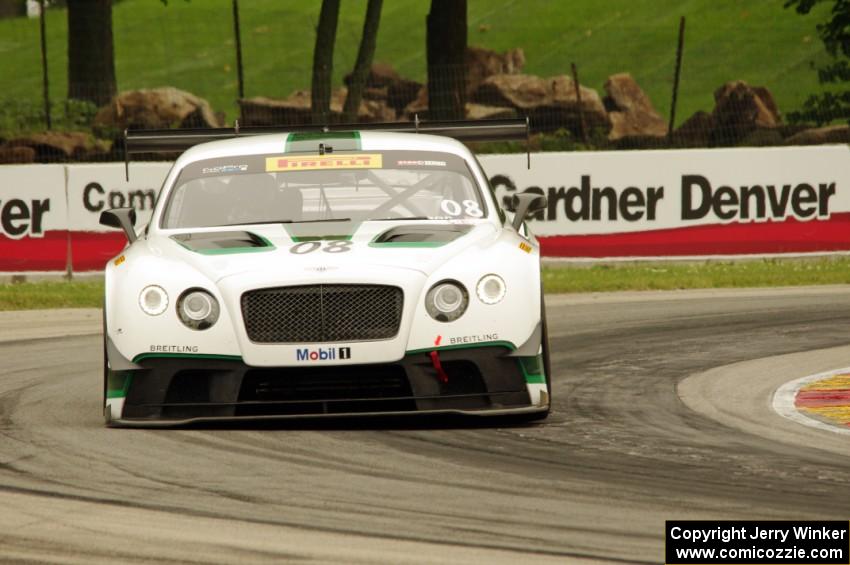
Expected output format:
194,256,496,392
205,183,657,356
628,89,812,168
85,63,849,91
3,258,850,310
0,0,835,131
542,258,850,293
0,280,103,311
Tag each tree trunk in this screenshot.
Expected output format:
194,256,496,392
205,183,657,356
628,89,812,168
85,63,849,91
343,0,383,122
311,0,341,125
426,0,466,120
67,0,116,106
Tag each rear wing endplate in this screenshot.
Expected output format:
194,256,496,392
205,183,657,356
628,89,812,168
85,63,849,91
123,116,531,180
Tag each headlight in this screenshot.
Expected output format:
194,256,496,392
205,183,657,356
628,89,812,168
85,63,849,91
425,280,468,322
177,289,220,330
476,274,506,305
139,285,168,316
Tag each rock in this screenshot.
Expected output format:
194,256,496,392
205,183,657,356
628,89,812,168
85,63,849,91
465,46,525,95
785,124,850,145
777,124,810,139
604,73,667,140
465,103,517,121
387,78,423,114
6,131,108,161
472,74,550,110
343,62,401,89
0,145,36,164
362,86,389,101
671,83,783,148
343,63,422,114
402,87,429,120
612,135,668,150
548,75,609,131
404,86,515,121
711,81,780,145
472,74,608,134
331,87,396,122
240,88,396,127
239,93,312,126
672,111,713,147
739,128,785,147
357,98,397,122
93,87,223,135
342,62,421,114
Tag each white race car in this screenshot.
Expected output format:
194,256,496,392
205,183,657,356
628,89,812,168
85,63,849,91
101,120,550,426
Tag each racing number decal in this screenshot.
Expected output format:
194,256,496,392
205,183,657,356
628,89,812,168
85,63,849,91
440,199,483,218
324,241,352,253
290,241,353,254
290,241,321,254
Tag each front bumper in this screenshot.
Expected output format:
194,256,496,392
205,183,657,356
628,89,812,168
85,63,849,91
106,345,548,426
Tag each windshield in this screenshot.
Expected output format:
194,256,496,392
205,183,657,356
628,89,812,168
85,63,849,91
161,150,486,229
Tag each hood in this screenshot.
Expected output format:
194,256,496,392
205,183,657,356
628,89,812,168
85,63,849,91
149,220,499,283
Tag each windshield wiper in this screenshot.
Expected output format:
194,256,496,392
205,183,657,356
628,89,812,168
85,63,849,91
291,217,352,224
370,216,430,221
220,219,295,226
220,217,351,227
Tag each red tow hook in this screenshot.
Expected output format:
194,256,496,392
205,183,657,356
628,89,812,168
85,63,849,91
429,350,449,383
429,335,449,383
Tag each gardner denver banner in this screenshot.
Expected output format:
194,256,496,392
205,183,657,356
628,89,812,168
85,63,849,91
0,146,849,272
479,145,850,257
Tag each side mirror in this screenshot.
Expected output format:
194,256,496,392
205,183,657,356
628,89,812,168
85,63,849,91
510,193,547,232
100,207,138,243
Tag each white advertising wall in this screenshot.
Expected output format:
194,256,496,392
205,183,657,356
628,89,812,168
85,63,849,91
66,163,169,231
480,145,850,257
479,146,847,234
1,145,848,272
0,164,68,271
64,163,172,271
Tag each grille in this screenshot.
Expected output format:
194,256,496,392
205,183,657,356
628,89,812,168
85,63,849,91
241,284,403,343
240,365,412,402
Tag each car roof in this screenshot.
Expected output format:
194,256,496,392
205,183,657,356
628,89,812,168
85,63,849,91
174,131,473,167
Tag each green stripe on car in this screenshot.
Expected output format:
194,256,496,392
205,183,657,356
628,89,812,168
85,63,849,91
406,341,516,355
517,354,547,385
285,131,361,153
106,371,133,398
283,222,361,242
132,353,244,364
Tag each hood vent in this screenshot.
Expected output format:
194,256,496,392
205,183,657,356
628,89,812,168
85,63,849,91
172,231,274,254
371,224,472,248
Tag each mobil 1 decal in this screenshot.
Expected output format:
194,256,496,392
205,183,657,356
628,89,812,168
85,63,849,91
483,146,847,237
296,346,352,361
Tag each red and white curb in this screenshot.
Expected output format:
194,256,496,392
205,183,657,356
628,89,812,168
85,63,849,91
772,368,850,436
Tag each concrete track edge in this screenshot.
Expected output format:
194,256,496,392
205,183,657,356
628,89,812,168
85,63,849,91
678,344,850,457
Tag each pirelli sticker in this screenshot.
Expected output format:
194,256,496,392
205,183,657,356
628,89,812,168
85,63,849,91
265,154,382,172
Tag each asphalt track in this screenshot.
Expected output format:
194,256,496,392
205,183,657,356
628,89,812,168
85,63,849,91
1,287,849,564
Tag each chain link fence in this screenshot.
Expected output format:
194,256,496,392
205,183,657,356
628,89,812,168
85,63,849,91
0,0,846,164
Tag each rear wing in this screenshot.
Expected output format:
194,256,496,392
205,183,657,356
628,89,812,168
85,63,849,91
123,116,531,180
